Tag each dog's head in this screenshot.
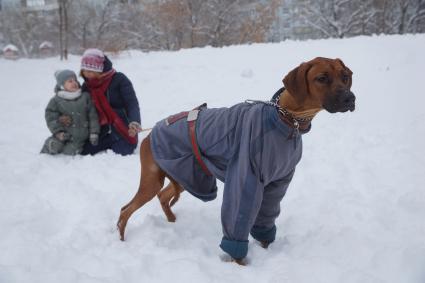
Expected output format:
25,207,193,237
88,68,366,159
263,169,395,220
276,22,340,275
283,57,356,113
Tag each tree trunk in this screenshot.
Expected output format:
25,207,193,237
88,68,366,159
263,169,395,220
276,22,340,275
64,1,68,60
58,0,68,60
59,1,63,60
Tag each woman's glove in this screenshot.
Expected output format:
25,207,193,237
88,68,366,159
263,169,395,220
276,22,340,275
128,121,142,137
89,133,99,146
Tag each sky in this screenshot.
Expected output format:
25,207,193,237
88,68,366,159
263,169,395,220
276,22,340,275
0,34,424,283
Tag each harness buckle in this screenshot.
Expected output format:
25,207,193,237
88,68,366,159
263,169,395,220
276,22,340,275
187,110,200,122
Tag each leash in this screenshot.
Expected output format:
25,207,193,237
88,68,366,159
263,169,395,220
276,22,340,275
246,88,312,137
245,99,301,132
271,87,313,124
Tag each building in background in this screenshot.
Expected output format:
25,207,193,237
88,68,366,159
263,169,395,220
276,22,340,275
2,43,19,59
38,40,53,57
0,0,57,11
21,0,58,12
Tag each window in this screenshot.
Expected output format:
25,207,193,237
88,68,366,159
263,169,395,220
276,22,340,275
119,0,138,4
26,0,45,7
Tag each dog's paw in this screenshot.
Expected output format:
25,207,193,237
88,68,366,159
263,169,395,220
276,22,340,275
260,240,270,249
116,217,127,241
166,213,176,222
219,254,249,266
232,258,247,266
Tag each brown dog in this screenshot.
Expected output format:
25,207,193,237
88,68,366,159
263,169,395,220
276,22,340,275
117,57,355,264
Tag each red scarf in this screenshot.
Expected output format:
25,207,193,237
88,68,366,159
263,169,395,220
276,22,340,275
86,69,137,144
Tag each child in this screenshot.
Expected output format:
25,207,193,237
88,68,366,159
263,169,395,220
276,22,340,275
41,69,100,155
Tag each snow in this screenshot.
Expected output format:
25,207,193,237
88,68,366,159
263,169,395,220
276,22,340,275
1,34,425,283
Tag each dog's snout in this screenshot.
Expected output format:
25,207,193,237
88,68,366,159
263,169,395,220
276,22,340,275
336,89,355,103
332,89,356,112
341,91,356,112
343,94,355,104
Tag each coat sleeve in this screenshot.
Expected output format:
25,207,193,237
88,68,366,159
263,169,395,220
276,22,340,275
119,73,141,125
250,169,295,244
85,92,100,134
219,121,264,260
45,98,65,134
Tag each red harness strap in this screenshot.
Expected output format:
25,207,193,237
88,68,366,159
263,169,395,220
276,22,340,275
166,111,189,125
187,109,212,176
165,104,211,176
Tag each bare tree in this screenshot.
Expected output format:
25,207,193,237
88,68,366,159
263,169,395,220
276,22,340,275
66,0,126,53
379,0,425,34
1,0,424,56
124,0,278,50
183,0,208,47
236,0,280,44
0,6,56,57
152,0,190,50
58,0,71,60
299,0,377,38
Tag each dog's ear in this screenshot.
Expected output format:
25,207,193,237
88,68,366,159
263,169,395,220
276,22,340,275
335,58,353,75
283,62,312,102
335,58,353,87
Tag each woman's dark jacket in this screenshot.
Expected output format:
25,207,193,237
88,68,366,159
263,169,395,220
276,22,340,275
82,72,141,140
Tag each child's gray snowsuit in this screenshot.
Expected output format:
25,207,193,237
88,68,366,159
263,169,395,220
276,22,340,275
41,90,100,155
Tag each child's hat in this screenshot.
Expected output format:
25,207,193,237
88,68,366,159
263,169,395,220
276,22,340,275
54,69,77,89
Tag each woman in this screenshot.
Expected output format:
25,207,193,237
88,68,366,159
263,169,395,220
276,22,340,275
79,48,142,155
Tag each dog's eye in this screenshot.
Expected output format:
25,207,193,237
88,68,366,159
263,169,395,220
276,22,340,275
316,75,329,84
342,75,349,84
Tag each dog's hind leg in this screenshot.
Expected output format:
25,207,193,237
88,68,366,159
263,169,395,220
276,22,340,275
117,135,166,241
157,179,184,222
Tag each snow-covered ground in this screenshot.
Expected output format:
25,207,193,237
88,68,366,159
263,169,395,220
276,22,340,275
0,34,424,283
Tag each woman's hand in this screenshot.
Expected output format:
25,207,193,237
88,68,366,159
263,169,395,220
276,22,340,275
128,121,142,137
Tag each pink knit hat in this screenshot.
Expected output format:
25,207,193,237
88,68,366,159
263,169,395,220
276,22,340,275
80,48,105,73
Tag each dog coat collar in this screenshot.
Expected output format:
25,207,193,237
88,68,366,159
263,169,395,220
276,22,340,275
271,87,312,133
245,97,310,136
